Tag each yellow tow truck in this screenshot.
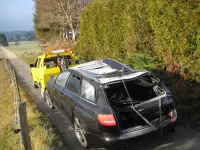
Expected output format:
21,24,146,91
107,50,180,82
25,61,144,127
30,49,79,97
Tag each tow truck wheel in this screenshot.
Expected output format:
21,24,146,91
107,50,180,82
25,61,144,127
33,81,38,88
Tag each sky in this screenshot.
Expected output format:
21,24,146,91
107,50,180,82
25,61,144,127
0,0,34,32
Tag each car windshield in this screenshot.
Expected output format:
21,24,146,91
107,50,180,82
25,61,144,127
105,74,164,105
44,55,73,68
44,57,57,68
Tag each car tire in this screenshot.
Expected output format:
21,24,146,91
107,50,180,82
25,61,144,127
45,90,54,109
74,117,88,148
33,81,38,88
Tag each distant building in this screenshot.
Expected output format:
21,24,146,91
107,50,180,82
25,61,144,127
0,34,9,47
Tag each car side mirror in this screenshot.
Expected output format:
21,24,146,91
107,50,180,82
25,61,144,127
30,64,35,67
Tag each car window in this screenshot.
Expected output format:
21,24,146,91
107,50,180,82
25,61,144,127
80,79,96,102
66,73,81,95
44,57,57,68
37,58,41,68
56,72,71,88
34,59,38,67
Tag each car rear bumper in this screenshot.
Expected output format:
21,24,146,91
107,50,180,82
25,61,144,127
86,119,175,148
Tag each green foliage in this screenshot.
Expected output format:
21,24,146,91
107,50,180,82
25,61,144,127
76,0,155,61
123,52,162,71
76,0,200,82
147,0,200,81
76,0,153,61
34,13,55,43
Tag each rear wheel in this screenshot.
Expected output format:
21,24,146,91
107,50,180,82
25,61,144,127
74,117,88,148
31,74,38,88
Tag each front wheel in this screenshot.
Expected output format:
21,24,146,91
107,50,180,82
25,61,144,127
33,81,38,88
40,86,45,98
31,74,38,88
74,117,88,148
45,90,54,109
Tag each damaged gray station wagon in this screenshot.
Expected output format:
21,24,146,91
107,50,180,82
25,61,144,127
45,58,177,149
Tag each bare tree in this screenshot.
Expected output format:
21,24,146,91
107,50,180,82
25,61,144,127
53,0,81,42
35,0,84,43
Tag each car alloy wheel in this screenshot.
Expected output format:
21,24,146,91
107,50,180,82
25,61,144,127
45,90,54,109
74,117,88,148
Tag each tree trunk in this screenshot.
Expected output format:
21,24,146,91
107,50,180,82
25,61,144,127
65,32,69,41
71,28,76,43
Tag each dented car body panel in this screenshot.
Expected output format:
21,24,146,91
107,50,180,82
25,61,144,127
46,58,177,148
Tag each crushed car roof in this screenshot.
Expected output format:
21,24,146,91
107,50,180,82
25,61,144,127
71,58,147,84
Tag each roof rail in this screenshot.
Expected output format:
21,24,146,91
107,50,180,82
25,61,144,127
103,58,134,73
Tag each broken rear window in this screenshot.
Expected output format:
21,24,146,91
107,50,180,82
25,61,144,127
105,74,170,131
124,75,157,101
105,74,164,106
105,81,129,106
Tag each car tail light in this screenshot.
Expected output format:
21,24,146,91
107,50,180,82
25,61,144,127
98,114,116,126
168,110,177,124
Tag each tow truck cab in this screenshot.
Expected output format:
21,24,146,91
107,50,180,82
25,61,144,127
30,49,79,97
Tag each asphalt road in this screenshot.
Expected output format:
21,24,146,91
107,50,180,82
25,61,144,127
1,46,200,150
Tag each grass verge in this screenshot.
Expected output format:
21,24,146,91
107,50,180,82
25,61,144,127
8,42,42,64
0,60,66,150
8,42,41,53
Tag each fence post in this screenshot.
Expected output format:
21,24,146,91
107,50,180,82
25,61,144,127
18,101,32,150
13,69,21,102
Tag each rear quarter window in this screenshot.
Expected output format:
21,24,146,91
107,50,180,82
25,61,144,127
66,73,81,94
56,71,71,88
80,79,96,102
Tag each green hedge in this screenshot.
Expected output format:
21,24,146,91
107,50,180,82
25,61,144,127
75,0,200,81
76,0,154,60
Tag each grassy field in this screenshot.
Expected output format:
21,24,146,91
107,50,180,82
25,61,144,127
8,41,42,64
8,41,41,53
0,60,66,150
